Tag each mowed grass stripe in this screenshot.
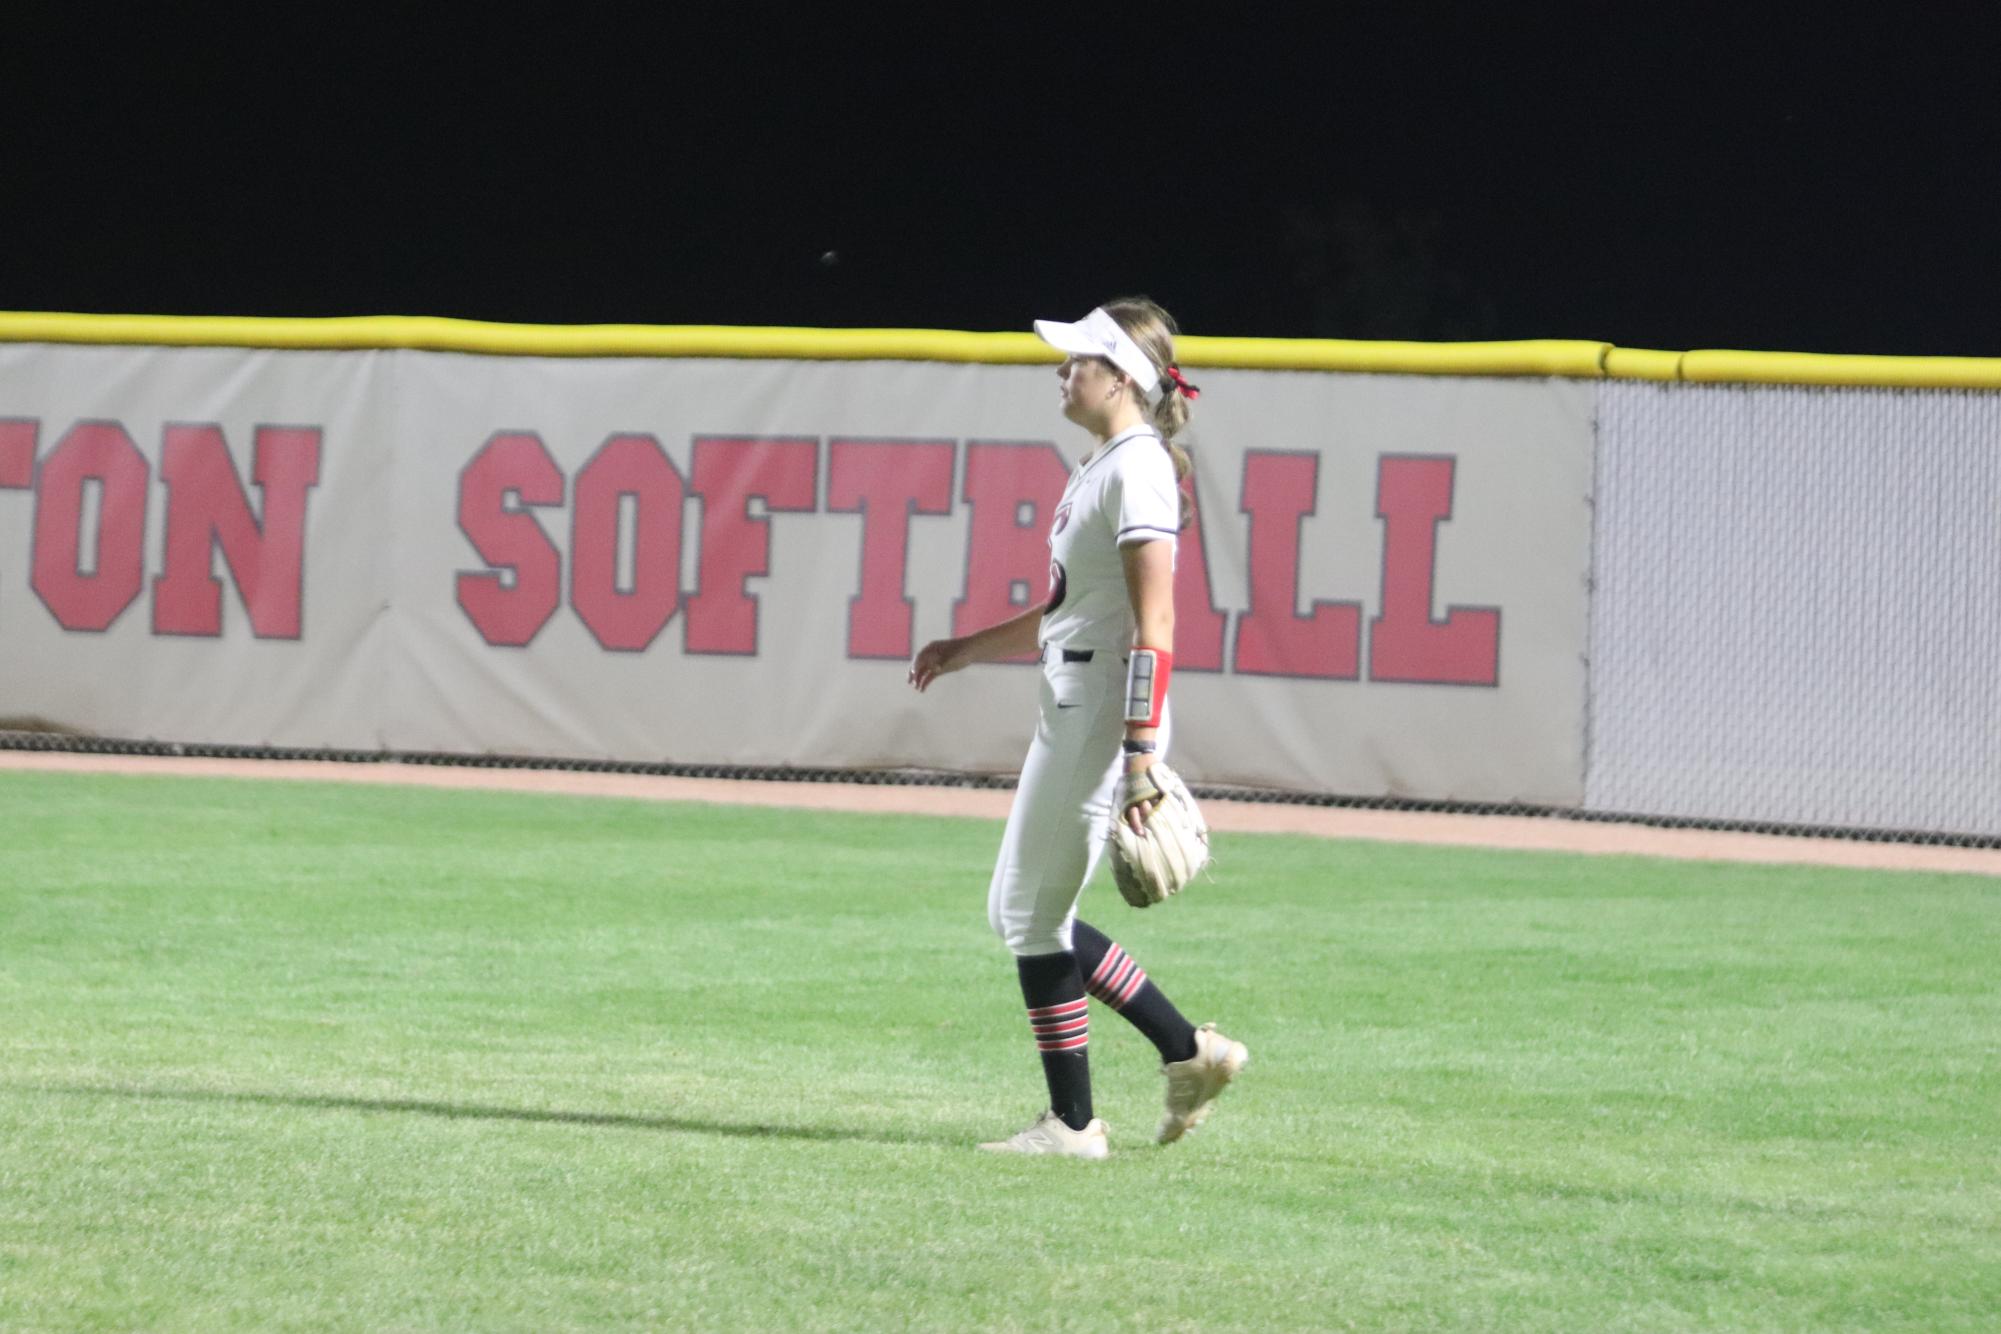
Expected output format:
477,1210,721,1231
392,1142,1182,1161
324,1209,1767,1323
1,771,1996,1331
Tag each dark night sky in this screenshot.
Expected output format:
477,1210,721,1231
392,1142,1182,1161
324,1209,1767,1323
6,9,1999,357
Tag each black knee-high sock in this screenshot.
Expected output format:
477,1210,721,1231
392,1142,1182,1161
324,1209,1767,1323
1072,919,1199,1065
1014,951,1093,1131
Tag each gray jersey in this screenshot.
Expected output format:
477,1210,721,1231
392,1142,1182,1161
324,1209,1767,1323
1039,425,1181,652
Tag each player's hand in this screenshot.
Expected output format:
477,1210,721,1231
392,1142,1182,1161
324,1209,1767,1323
1121,751,1160,834
908,638,966,692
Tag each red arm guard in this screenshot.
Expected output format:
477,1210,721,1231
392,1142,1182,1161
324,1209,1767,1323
1124,647,1173,728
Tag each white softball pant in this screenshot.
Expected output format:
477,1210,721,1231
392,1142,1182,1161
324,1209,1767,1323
987,648,1171,957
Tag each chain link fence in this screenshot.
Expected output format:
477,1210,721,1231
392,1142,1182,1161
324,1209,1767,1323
1587,383,2001,840
9,727,1998,849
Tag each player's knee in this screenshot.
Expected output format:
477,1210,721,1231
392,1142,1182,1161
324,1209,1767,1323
1002,915,1074,957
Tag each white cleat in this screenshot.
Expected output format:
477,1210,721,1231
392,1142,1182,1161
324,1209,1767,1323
978,1110,1110,1159
1157,1023,1249,1144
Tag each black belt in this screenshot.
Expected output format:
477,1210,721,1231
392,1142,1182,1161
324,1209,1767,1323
1042,645,1095,663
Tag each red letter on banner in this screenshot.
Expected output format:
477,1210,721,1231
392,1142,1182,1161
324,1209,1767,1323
952,441,1068,657
828,439,954,660
1369,454,1499,685
153,425,322,638
1232,451,1360,678
1,420,36,615
571,434,685,652
1172,479,1227,672
0,419,34,489
456,431,565,647
31,421,150,632
686,437,819,655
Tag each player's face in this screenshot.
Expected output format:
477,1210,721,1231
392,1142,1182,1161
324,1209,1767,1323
1057,355,1122,433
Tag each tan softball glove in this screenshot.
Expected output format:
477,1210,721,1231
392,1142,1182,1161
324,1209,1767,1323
1109,762,1211,907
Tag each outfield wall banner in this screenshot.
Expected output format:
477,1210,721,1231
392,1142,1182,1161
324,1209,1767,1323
0,344,395,750
0,343,1596,803
1588,382,2001,837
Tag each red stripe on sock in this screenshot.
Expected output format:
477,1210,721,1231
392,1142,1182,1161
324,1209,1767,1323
1089,954,1146,1009
1029,990,1089,1050
1088,946,1128,990
1026,998,1088,1019
1113,966,1148,1007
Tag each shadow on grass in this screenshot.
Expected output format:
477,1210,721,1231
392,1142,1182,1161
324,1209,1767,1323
18,1082,957,1148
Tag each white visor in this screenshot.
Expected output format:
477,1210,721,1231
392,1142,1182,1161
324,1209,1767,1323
1033,307,1161,395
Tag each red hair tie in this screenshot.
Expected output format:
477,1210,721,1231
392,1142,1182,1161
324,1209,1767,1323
1164,365,1202,400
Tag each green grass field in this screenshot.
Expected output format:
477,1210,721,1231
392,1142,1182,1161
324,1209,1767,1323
1,770,1996,1331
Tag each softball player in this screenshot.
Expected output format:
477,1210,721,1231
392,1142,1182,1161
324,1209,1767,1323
909,297,1248,1158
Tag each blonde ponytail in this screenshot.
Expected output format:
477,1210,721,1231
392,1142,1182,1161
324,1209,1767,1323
1102,296,1196,528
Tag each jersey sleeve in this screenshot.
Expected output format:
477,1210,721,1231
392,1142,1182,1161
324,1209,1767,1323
1110,445,1182,548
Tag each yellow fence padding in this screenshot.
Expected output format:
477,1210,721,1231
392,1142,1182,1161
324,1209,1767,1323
1676,349,2001,390
0,313,1048,364
0,312,1609,377
1600,347,1683,381
5,311,2001,389
1173,335,1612,378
